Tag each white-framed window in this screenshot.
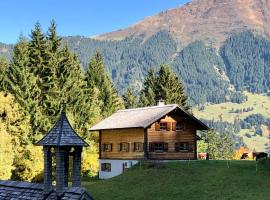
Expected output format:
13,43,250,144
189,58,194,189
119,143,129,152
176,122,184,131
160,122,167,131
179,143,189,151
134,142,144,152
101,163,111,172
102,143,112,152
149,142,168,152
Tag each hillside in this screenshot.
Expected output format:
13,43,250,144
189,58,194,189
1,0,270,152
0,42,13,60
194,92,270,152
94,0,270,48
83,160,270,200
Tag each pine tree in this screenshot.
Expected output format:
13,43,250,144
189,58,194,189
123,88,137,109
85,51,124,117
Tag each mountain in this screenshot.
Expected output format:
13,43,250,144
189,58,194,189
94,0,270,49
1,0,270,105
0,42,13,60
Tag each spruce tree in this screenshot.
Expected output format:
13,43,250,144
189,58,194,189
0,56,8,90
139,65,189,110
157,64,189,110
85,51,124,117
139,68,157,106
123,88,137,109
44,21,62,117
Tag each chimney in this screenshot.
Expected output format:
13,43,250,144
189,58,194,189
35,112,89,198
157,99,165,106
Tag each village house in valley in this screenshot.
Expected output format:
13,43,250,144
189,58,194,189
90,102,209,179
0,112,94,200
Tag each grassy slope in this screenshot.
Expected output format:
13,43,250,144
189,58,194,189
83,161,270,200
193,92,270,151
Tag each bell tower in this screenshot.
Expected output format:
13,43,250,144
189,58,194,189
36,112,88,198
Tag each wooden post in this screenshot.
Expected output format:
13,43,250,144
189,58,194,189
99,131,102,159
144,128,148,160
194,133,197,160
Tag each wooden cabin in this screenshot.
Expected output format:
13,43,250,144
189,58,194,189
90,102,209,179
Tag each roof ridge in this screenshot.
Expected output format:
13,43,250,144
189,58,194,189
117,104,178,112
57,112,65,146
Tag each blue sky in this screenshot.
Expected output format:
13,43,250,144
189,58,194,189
0,0,190,44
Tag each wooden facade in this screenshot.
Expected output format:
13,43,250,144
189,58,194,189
99,113,200,160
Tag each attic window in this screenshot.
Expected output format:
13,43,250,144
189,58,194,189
172,122,185,131
176,122,185,131
160,122,167,130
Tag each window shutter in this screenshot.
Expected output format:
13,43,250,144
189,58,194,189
167,122,171,131
101,163,105,171
110,144,113,152
172,122,176,131
142,143,144,152
155,122,160,131
175,143,179,152
127,143,130,152
189,144,193,152
101,144,105,152
118,143,121,152
164,143,168,152
132,143,136,152
149,143,154,152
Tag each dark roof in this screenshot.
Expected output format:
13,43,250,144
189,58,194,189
0,180,93,200
90,104,209,131
36,112,88,147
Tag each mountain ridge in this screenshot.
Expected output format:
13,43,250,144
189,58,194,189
94,0,270,48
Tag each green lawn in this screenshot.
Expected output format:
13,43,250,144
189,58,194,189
83,160,270,200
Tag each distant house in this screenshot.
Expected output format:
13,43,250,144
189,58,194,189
0,112,94,200
90,102,209,179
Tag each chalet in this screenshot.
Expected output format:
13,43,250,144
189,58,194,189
90,102,209,179
0,112,94,200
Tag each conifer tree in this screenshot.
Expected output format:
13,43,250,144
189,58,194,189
85,51,124,117
43,21,62,117
5,36,39,112
157,64,189,110
139,68,157,106
57,45,99,137
0,56,8,89
123,88,137,109
139,65,189,110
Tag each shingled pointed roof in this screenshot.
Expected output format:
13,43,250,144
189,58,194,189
90,104,209,131
36,112,88,147
0,180,93,200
